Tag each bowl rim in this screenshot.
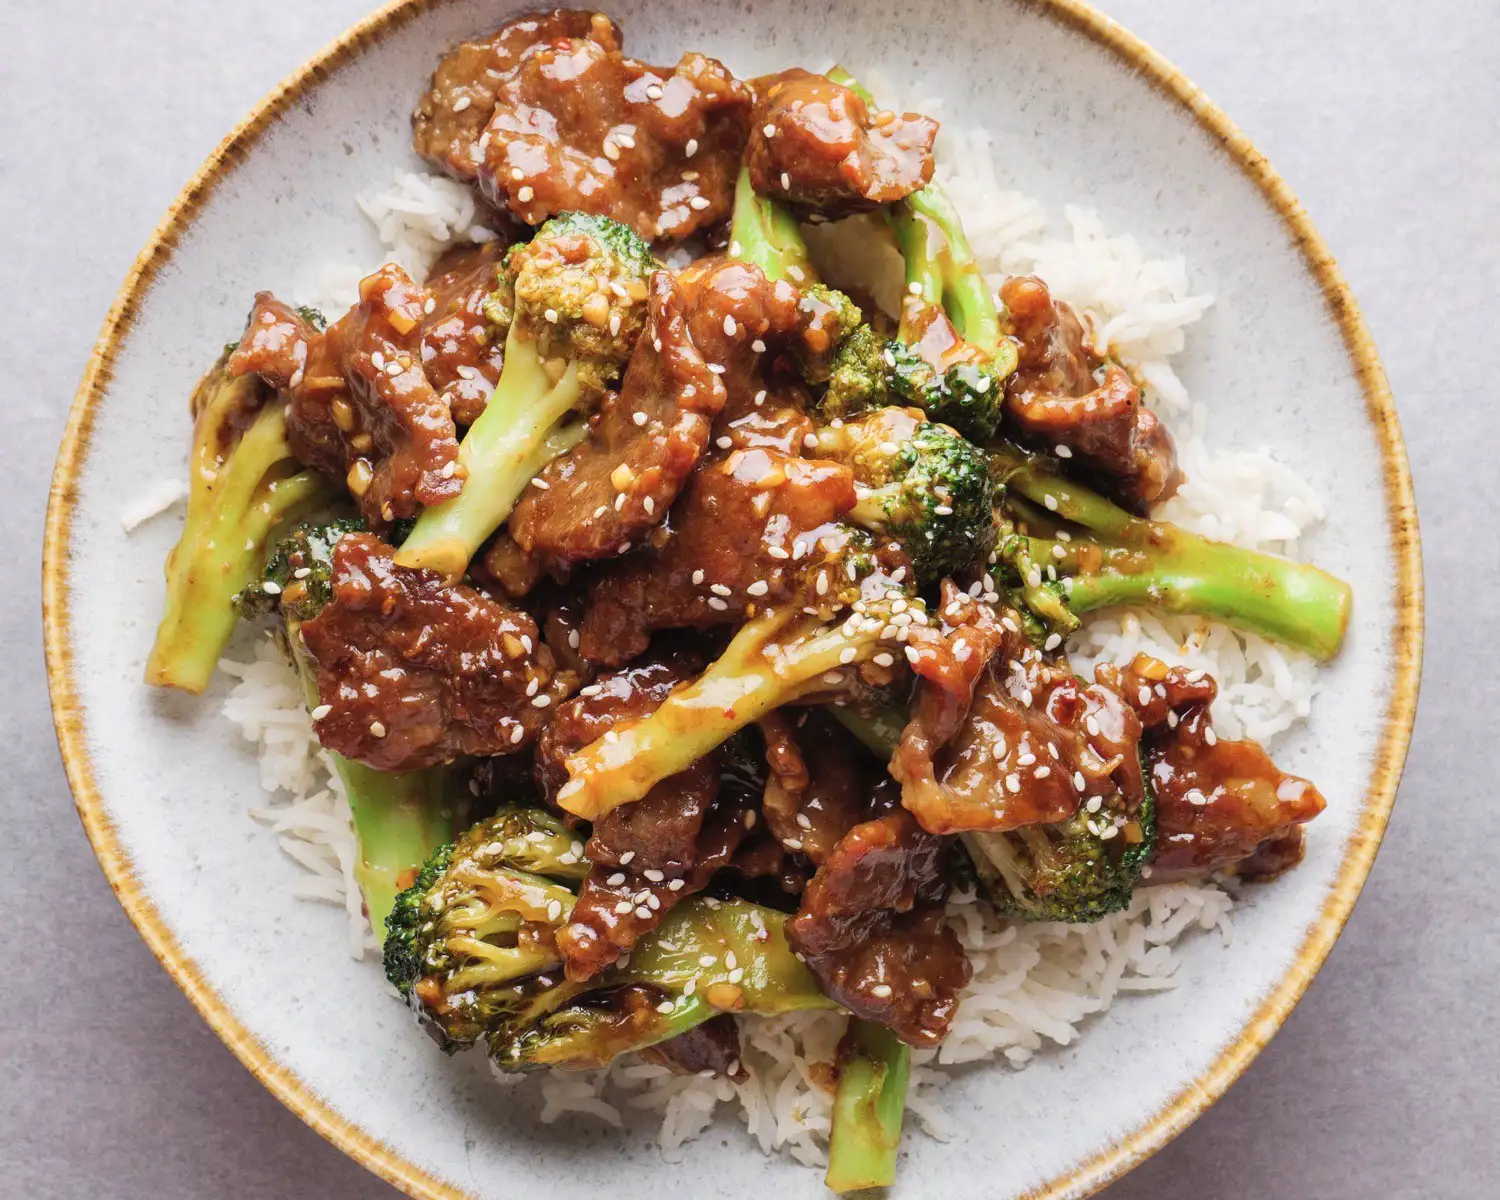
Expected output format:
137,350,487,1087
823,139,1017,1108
41,1,1423,1196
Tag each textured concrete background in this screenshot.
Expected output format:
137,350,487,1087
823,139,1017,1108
3,1,1490,1195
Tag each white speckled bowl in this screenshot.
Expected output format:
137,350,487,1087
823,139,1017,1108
44,1,1421,1196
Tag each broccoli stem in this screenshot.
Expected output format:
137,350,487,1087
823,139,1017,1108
557,603,893,820
995,447,1352,660
893,185,1004,353
729,165,814,283
146,399,327,692
825,1018,911,1194
333,756,456,934
285,618,454,933
393,325,588,581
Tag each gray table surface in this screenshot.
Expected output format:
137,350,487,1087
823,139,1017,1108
3,0,1490,1195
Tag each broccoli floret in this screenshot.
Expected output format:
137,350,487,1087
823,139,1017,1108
822,324,895,418
385,810,835,1060
965,783,1156,923
555,545,915,822
395,213,656,581
238,516,363,622
990,442,1353,661
144,356,332,693
383,807,584,1048
244,520,459,931
884,336,1009,443
820,408,996,582
793,283,864,384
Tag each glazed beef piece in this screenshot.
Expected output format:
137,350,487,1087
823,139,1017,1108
640,1015,747,1080
536,650,754,980
478,36,751,241
419,240,508,426
508,270,723,568
1000,275,1180,510
758,709,876,864
1108,655,1328,880
576,445,859,666
786,808,970,1046
745,68,937,216
892,584,1147,835
229,268,465,526
298,532,577,771
412,8,619,181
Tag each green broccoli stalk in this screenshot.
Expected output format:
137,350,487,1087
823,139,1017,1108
555,568,914,823
825,1019,911,1194
394,213,655,581
991,442,1353,660
730,165,817,285
145,357,331,692
240,521,458,932
817,408,996,582
832,704,1155,922
385,809,834,1059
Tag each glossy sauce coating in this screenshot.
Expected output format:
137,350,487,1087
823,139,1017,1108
1001,274,1180,510
299,532,576,771
745,69,937,215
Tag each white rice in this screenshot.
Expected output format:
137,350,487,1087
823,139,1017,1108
209,75,1327,1168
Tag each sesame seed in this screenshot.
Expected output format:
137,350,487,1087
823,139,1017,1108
544,308,558,323
784,838,803,850
803,433,818,449
699,954,717,967
530,476,550,490
511,167,525,180
753,388,767,405
692,569,705,585
310,704,331,720
1044,494,1059,511
786,264,806,282
1205,727,1218,746
546,899,562,921
1044,632,1063,650
656,999,675,1014
422,297,436,315
723,314,738,336
934,504,953,516
607,872,626,886
619,850,636,865
510,725,525,745
872,652,895,667
1035,765,1051,779
531,695,551,708
716,436,733,449
452,95,472,112
370,351,386,370
746,579,769,596
904,646,921,665
579,684,602,697
767,545,789,559
517,185,534,202
615,900,634,915
1055,444,1074,458
643,868,665,883
668,879,685,891
710,583,732,597
763,123,777,137
369,721,386,738
870,983,893,998
1086,795,1103,813
707,362,726,374
646,83,664,100
685,138,699,157
689,196,711,211
781,172,791,190
751,338,766,353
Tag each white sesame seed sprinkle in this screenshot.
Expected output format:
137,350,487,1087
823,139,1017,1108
369,721,386,738
619,850,636,865
310,704,331,720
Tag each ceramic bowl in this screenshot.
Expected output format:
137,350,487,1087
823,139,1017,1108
44,0,1422,1196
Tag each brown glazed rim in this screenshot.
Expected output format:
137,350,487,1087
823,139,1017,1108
42,1,1423,1197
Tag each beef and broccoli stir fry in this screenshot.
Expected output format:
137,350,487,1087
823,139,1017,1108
145,10,1351,1190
